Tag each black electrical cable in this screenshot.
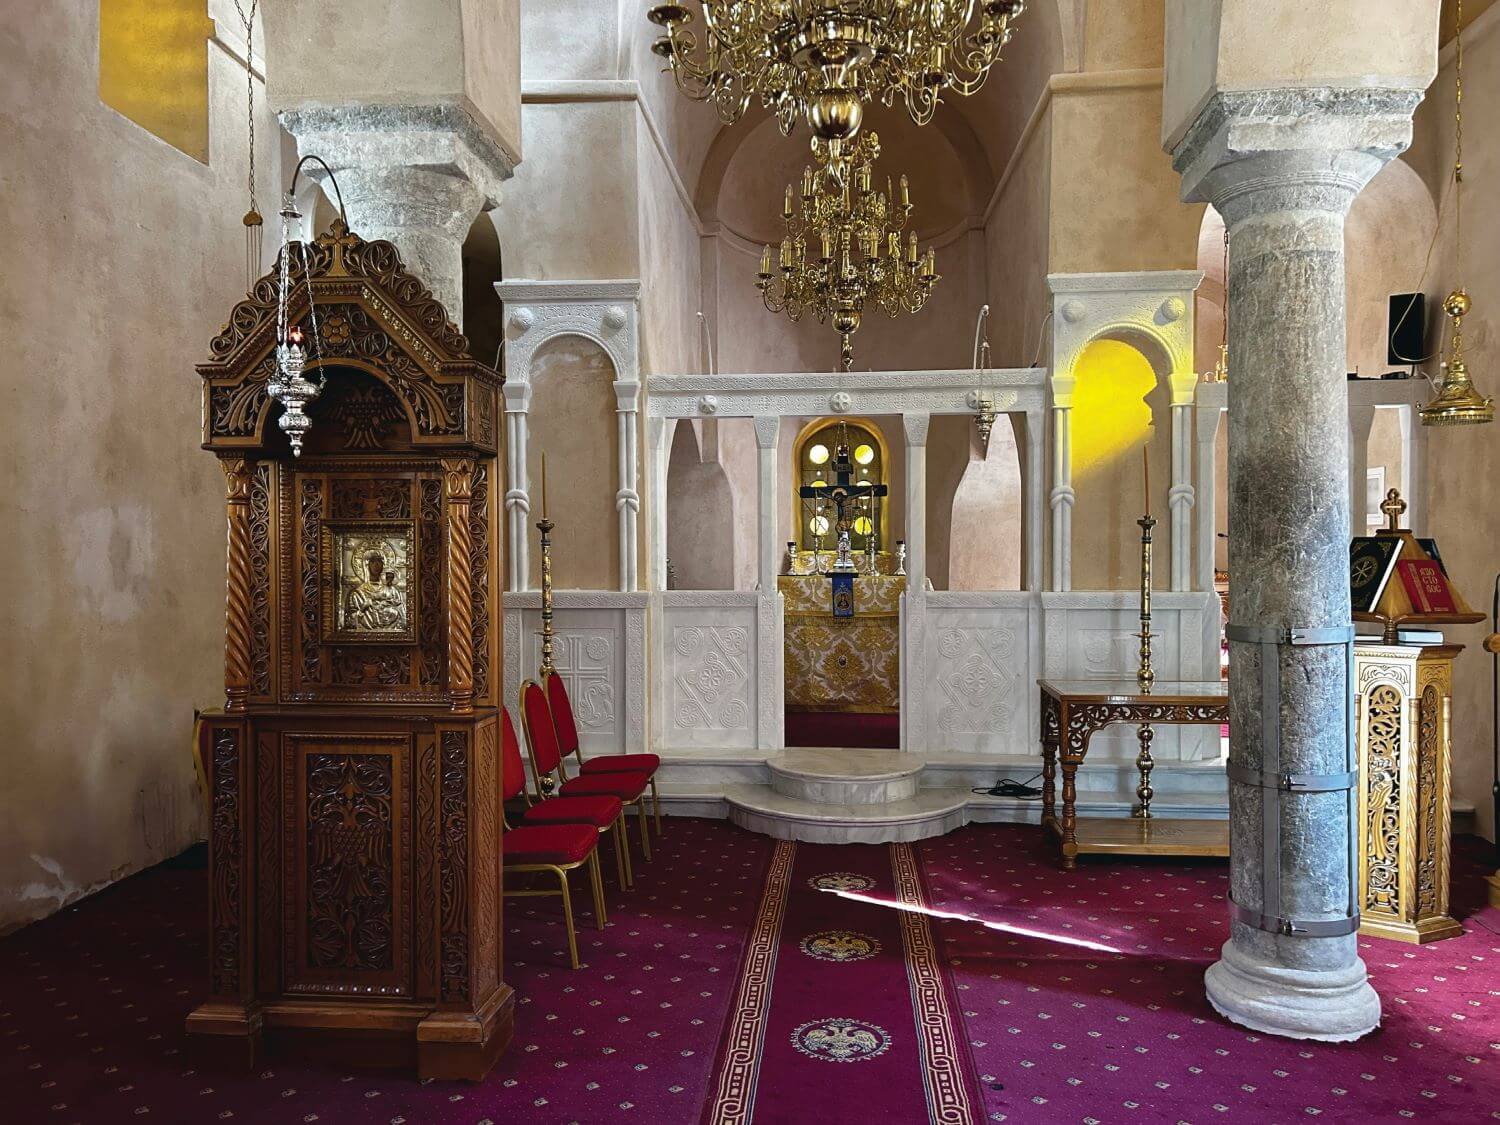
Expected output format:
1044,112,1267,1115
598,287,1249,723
973,773,1043,799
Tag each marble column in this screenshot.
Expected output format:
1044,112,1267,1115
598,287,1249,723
1048,384,1075,592
902,413,929,752
753,417,780,592
279,106,514,323
1174,88,1422,1041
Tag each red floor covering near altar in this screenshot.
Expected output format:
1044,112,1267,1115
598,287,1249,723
784,710,901,748
1,821,1497,1124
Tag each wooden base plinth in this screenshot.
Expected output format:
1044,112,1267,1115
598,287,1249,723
417,986,517,1082
1063,817,1229,858
1487,871,1500,909
1359,913,1465,945
187,988,515,1081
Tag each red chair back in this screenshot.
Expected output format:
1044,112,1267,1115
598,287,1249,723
544,672,582,762
520,679,564,779
500,707,528,802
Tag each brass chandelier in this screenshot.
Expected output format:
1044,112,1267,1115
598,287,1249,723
756,132,939,370
648,0,1027,142
1421,0,1492,426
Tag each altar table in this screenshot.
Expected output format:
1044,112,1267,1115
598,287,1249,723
780,574,904,712
1038,679,1229,869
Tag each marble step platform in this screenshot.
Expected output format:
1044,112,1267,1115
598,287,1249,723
723,783,970,844
768,748,924,804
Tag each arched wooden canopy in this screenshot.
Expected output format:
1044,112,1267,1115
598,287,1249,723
197,218,501,455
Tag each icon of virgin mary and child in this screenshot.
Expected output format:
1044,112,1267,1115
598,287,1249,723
343,548,407,633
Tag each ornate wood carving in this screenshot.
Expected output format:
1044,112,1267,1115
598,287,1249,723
443,459,475,710
306,753,395,972
209,724,245,996
331,476,412,520
469,463,491,704
198,220,500,452
414,733,439,999
419,478,445,689
438,729,470,1003
1416,682,1441,917
471,718,500,1001
299,478,325,686
221,459,254,711
257,732,280,994
248,463,274,700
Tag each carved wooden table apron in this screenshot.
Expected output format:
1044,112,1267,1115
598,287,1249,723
1039,680,1229,870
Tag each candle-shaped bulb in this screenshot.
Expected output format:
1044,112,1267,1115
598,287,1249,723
899,174,910,207
821,231,834,261
760,244,772,276
780,237,792,268
907,231,918,263
783,184,794,219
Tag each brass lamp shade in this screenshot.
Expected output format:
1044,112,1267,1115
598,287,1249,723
1420,290,1494,427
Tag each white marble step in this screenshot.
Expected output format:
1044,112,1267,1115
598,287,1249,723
767,748,925,804
723,784,969,844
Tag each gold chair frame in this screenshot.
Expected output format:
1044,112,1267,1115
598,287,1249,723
543,669,663,836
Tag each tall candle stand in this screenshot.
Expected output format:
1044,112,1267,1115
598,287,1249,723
1133,513,1157,818
538,514,556,677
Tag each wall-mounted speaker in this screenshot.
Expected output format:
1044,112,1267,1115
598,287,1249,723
1388,293,1426,367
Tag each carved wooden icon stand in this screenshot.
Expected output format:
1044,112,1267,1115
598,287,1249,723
187,220,511,1079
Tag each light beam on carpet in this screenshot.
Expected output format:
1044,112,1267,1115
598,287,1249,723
820,888,1122,954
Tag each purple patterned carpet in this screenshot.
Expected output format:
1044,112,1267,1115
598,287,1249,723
0,819,1496,1124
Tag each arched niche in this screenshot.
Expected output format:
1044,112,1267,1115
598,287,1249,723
789,416,891,554
526,334,619,591
1068,332,1175,590
665,421,736,590
949,415,1024,591
461,212,504,366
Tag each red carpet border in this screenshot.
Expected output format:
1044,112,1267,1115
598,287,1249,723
702,840,982,1125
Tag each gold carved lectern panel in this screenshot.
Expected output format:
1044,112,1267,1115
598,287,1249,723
1355,643,1463,944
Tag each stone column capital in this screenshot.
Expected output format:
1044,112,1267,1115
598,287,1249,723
753,416,781,450
280,103,517,322
1172,88,1422,224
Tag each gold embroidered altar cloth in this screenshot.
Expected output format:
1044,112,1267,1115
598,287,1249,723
779,574,904,712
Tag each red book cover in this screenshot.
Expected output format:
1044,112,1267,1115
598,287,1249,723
1396,559,1457,614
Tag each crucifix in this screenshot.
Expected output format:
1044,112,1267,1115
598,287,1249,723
798,431,888,573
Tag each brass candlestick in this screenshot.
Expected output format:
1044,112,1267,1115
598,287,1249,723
1134,513,1157,818
538,516,556,676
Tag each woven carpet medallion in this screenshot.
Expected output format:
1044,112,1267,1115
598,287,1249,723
701,840,981,1125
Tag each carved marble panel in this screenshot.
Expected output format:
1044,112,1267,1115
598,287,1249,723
663,604,757,749
924,605,1031,753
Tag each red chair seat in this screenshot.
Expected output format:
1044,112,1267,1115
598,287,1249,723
580,753,660,775
560,771,649,802
503,823,598,866
519,794,622,828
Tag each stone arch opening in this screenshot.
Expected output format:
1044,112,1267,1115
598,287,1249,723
948,414,1024,591
461,212,504,364
526,333,620,591
666,420,736,590
1068,329,1174,590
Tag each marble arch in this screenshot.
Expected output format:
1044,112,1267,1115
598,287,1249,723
495,280,642,592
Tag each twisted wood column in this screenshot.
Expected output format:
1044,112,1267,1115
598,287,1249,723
221,458,254,712
443,458,476,711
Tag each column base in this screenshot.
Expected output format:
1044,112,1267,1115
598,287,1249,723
185,1001,263,1069
1486,870,1500,909
1205,939,1380,1042
416,984,516,1082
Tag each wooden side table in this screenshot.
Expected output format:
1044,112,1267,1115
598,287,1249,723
1039,680,1230,870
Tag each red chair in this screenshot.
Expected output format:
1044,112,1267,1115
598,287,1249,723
544,670,662,835
520,679,653,863
501,706,633,889
501,819,604,969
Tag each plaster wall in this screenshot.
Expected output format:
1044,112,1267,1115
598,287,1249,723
263,0,521,163
0,0,283,932
519,0,618,81
983,114,1051,368
491,100,638,280
1410,11,1500,843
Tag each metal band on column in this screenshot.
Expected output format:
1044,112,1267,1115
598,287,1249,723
1223,622,1360,938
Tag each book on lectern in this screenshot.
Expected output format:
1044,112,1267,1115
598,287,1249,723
1349,536,1402,613
1396,559,1458,614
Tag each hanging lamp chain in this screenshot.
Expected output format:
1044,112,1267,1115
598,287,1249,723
235,0,263,286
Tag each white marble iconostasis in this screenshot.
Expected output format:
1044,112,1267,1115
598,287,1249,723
497,271,1428,816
